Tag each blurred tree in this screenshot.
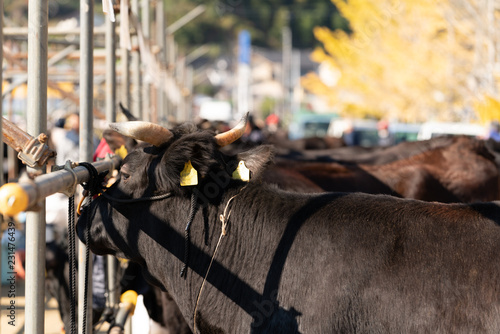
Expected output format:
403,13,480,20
164,0,348,53
302,0,484,123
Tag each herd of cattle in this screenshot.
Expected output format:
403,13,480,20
45,113,500,333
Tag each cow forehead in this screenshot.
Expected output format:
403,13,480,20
123,148,158,170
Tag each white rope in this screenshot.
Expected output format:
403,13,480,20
192,187,246,332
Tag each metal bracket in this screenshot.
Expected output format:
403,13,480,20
54,160,79,197
17,133,56,168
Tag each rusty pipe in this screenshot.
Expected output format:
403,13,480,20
2,116,56,168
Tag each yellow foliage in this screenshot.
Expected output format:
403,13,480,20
302,0,478,122
474,96,500,124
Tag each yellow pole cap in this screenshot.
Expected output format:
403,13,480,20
120,290,138,314
0,183,29,216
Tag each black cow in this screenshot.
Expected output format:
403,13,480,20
78,116,500,333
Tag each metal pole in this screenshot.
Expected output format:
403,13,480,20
106,10,117,123
105,5,118,315
165,4,206,35
121,47,130,110
141,0,151,121
131,0,141,120
176,56,185,123
291,50,301,115
166,35,176,123
105,8,118,312
119,0,131,111
186,65,193,120
26,0,48,332
0,0,4,187
3,25,107,36
3,45,77,98
156,0,166,124
80,0,94,331
281,12,292,122
0,0,4,321
0,157,121,216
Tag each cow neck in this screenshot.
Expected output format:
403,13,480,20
192,184,248,333
180,191,200,278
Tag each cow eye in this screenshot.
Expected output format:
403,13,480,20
121,172,130,181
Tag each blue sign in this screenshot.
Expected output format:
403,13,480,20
238,30,251,65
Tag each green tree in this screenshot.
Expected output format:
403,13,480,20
165,0,347,52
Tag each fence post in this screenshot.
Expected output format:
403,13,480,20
0,0,4,187
80,0,94,331
105,3,118,312
106,9,117,123
156,0,166,124
25,0,48,333
141,0,151,121
0,1,3,323
131,0,141,120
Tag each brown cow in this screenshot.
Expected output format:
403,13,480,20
275,135,457,165
275,136,500,203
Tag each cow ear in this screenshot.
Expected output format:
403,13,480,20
235,145,275,180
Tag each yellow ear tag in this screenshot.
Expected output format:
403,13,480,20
180,161,198,186
115,145,128,159
232,160,250,182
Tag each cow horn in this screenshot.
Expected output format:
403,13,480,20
215,112,249,147
109,121,173,147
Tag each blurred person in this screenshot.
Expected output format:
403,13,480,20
377,119,393,146
342,120,356,146
53,113,80,165
265,113,280,133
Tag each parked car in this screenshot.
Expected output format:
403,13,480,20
288,112,338,140
328,118,379,147
388,123,422,144
417,122,486,140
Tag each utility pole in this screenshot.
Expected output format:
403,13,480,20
281,10,292,122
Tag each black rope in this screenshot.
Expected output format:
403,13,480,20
102,191,173,204
68,195,77,334
180,192,199,278
80,162,104,198
78,162,101,333
83,216,91,334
